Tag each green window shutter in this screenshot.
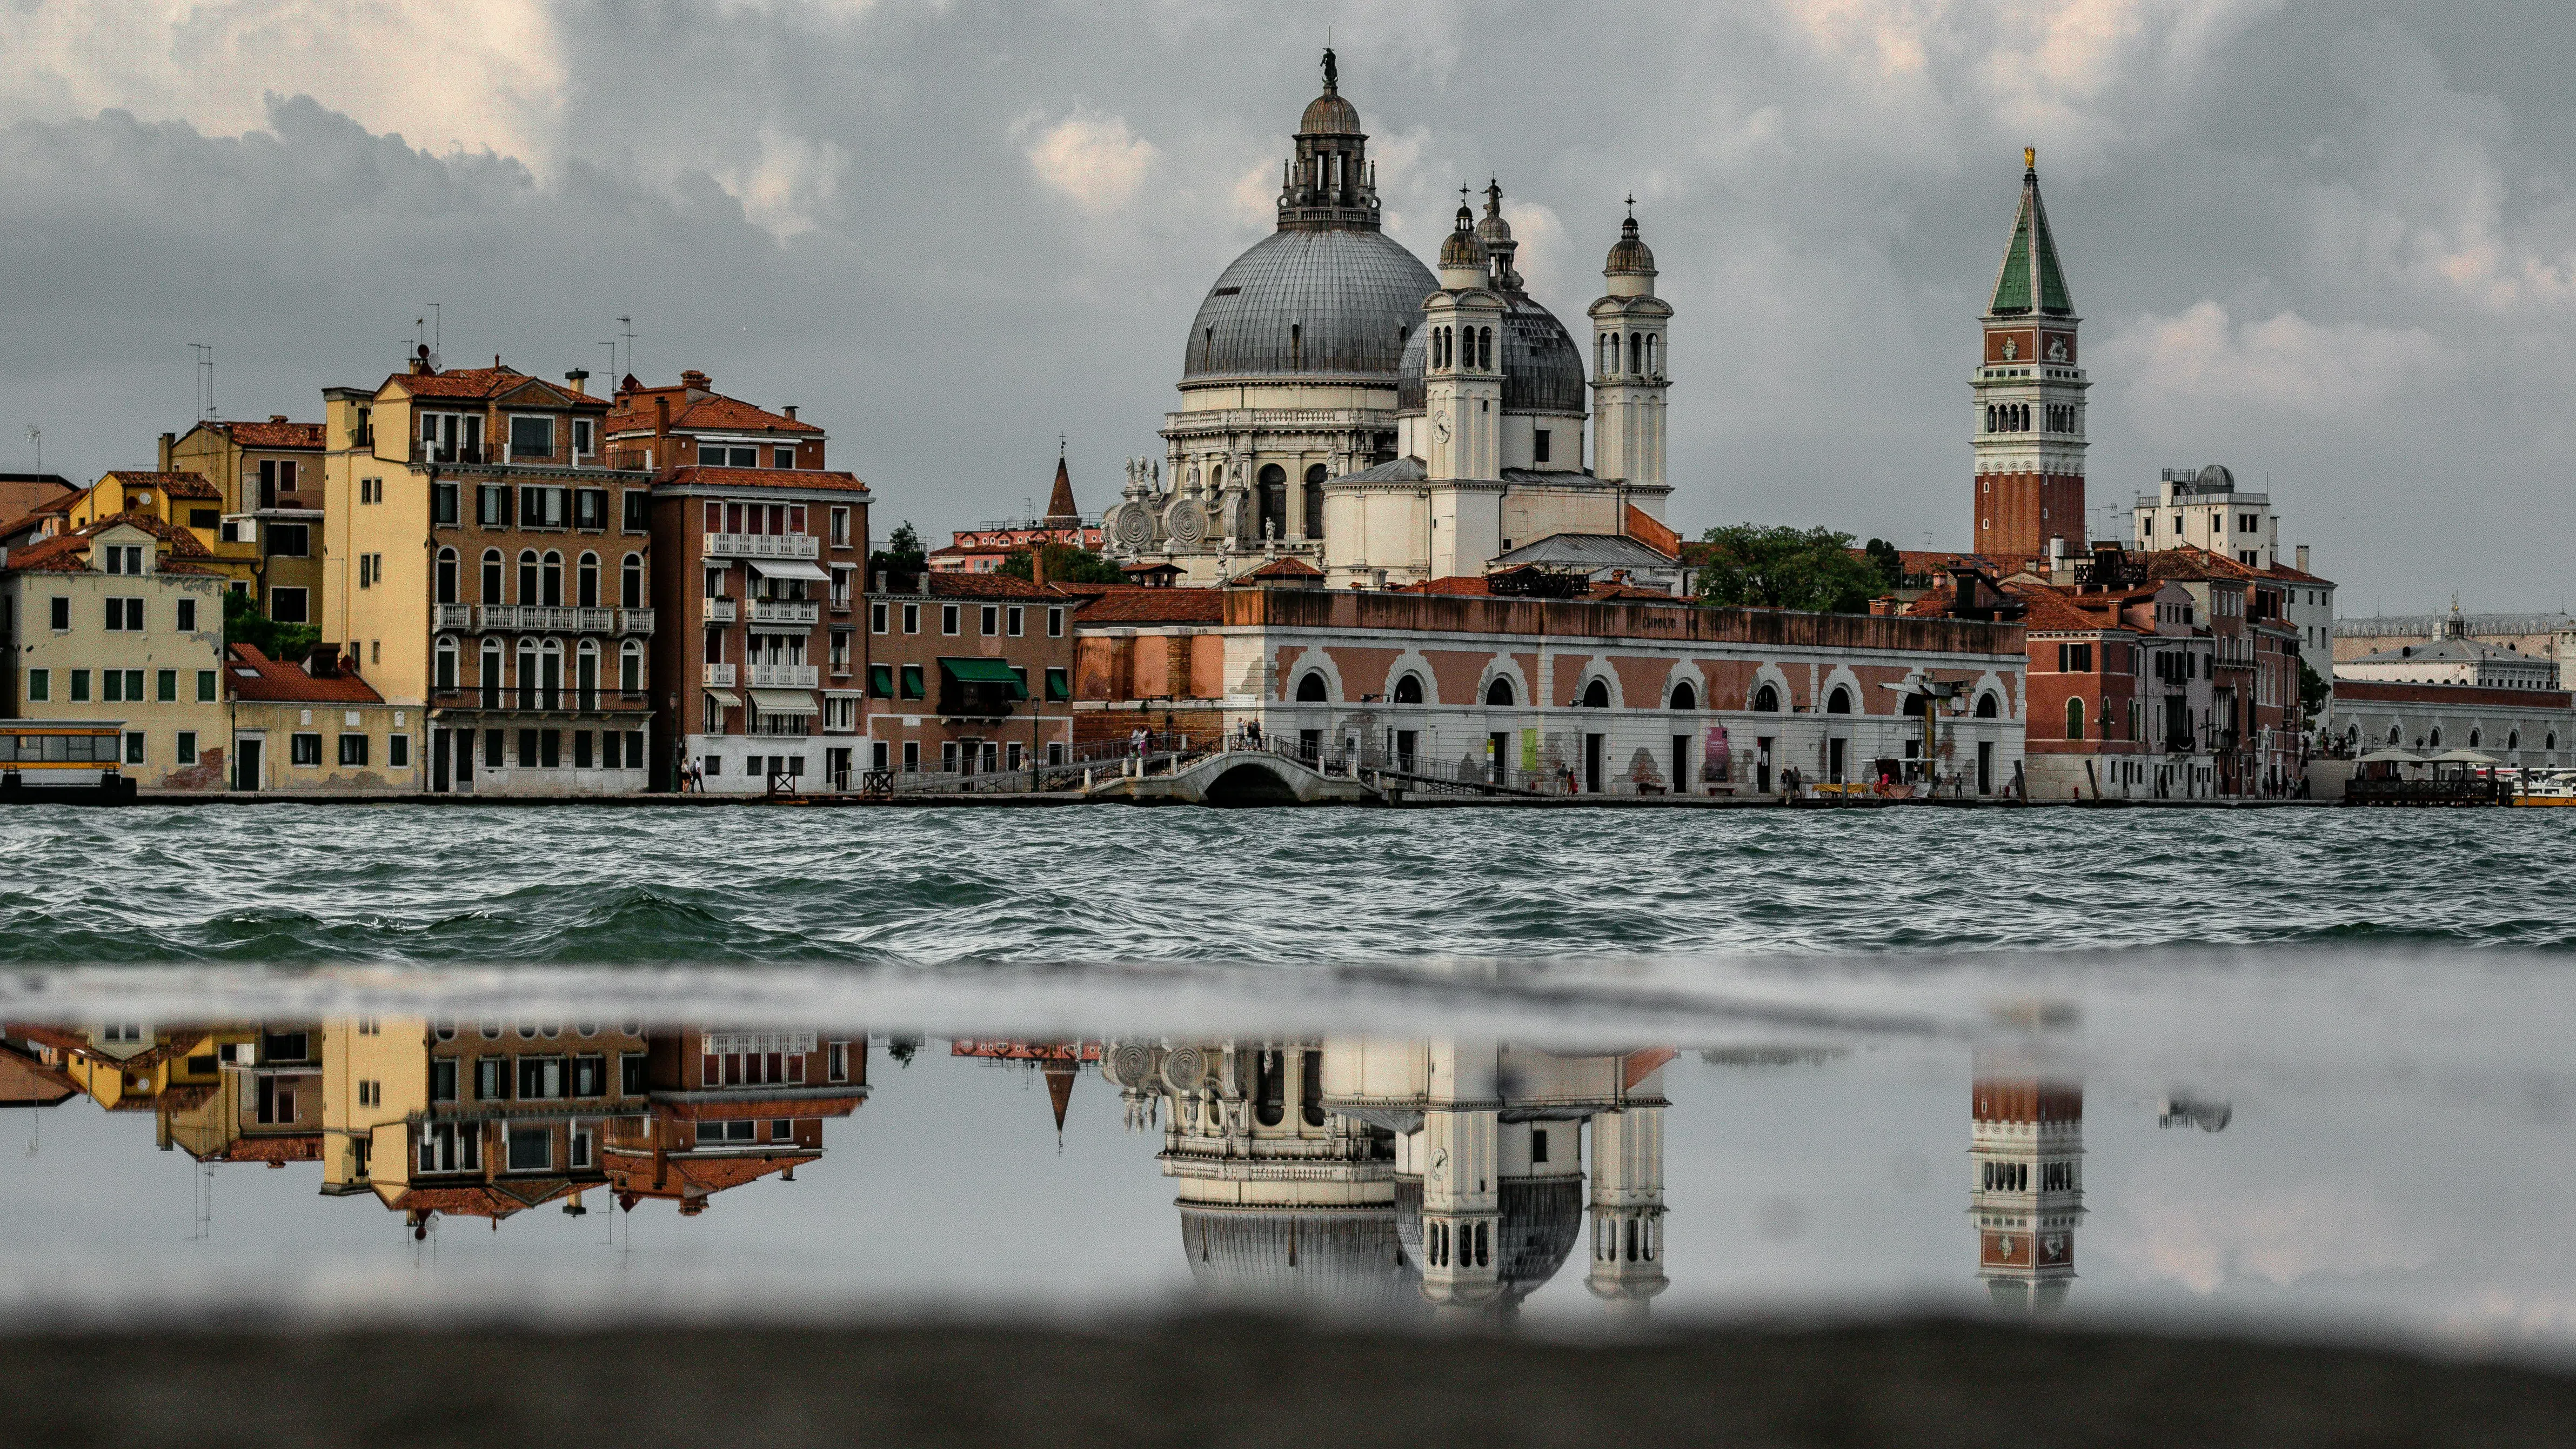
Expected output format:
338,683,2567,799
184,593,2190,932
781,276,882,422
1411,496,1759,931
1046,667,1070,702
869,663,895,698
900,665,924,700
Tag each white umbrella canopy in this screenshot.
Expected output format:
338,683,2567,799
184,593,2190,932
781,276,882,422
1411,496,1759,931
2356,749,2421,763
2431,748,2500,764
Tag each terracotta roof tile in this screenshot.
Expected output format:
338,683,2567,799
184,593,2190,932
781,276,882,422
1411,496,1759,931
196,1133,324,1164
920,572,1059,599
5,510,213,573
1390,576,1496,596
387,367,603,408
1241,557,1323,580
1072,587,1227,624
655,465,869,495
2141,544,2261,583
1999,581,2122,633
226,643,386,703
102,470,221,500
210,421,325,450
605,390,821,437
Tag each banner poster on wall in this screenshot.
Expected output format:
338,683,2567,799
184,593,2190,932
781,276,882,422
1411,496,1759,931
1704,725,1730,778
1520,727,1540,772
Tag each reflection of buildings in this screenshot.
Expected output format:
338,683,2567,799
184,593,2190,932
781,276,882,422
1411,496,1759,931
1101,1037,1671,1319
1969,1054,2085,1312
8,1018,867,1232
0,1032,77,1110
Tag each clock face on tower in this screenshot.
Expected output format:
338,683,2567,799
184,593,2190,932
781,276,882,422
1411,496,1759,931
1433,411,1451,444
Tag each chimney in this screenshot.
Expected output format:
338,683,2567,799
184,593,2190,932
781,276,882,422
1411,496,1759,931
782,405,798,422
157,432,174,472
680,369,711,395
2296,544,2310,573
1870,596,1899,617
1032,548,1047,590
269,415,287,424
564,369,589,396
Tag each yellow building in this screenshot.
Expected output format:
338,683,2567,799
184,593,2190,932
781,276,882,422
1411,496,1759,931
8,1023,230,1116
162,419,329,624
323,357,653,795
0,514,232,787
64,470,228,557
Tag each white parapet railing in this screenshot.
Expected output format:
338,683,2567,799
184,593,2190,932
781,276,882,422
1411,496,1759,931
705,532,820,560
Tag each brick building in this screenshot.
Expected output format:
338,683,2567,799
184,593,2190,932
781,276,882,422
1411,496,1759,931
864,572,1075,780
649,464,872,792
1991,570,2217,800
1971,151,2089,565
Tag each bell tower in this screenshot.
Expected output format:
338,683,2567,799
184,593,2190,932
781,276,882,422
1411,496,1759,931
1589,201,1671,492
1972,150,2088,563
1418,197,1507,577
1969,1053,2085,1313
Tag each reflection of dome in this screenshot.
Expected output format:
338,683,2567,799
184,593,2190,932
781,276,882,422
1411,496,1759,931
1393,1177,1585,1310
1396,294,1588,416
1179,1204,1420,1313
1181,230,1436,383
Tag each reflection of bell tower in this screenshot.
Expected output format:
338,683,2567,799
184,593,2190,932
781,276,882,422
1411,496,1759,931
1970,1054,2084,1312
1971,148,2087,563
1585,1101,1667,1316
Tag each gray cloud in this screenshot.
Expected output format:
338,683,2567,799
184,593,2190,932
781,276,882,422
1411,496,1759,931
0,1,2566,609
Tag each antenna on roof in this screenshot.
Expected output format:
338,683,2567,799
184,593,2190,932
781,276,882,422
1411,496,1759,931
617,316,637,380
23,425,38,473
187,343,216,422
425,302,441,354
600,340,618,382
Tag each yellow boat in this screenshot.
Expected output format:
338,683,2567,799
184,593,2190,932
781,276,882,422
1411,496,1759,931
2512,770,2576,806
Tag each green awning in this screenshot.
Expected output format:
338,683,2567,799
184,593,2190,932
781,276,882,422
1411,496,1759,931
940,657,1029,699
1045,667,1070,702
868,663,895,698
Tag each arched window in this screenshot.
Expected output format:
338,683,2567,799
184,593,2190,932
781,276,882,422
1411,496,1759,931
1485,676,1515,707
2428,726,2443,747
1985,405,1997,433
436,547,458,604
1304,463,1328,540
1752,683,1781,712
1825,686,1853,715
540,551,564,608
577,552,600,609
2509,729,2520,751
576,639,600,709
1903,693,1928,718
481,549,504,603
434,637,457,691
1295,671,1328,703
2552,732,2560,751
479,639,503,707
1393,673,1424,705
1582,678,1610,709
619,640,643,694
1975,692,2000,718
1257,464,1287,537
2470,728,2483,748
1669,680,1697,711
540,639,564,710
1644,334,1658,375
1478,326,1494,370
621,554,644,610
2388,725,2401,745
1628,331,1641,373
517,550,538,605
513,638,536,709
2065,697,2085,740
1599,333,1615,375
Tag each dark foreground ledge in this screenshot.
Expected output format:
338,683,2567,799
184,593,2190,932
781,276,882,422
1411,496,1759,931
4,1318,2571,1448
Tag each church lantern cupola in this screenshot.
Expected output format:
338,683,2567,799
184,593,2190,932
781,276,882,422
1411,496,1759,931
1971,149,2089,564
1278,48,1380,231
1589,199,1673,491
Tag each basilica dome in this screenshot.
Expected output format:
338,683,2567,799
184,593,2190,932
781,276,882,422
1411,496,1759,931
1179,1204,1422,1314
1394,291,1588,416
1181,228,1437,385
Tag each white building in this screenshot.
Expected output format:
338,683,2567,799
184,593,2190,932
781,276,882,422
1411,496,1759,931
1104,52,1675,589
2130,464,2335,684
2338,609,2557,691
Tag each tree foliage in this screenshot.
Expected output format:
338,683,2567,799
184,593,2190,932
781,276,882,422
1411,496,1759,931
222,587,318,663
1863,537,1907,595
868,520,926,587
1695,524,1887,615
999,540,1127,585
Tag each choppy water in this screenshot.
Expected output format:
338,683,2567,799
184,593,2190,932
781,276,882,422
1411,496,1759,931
0,803,2566,965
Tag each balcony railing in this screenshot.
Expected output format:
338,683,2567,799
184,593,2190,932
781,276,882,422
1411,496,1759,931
748,663,819,687
434,603,473,631
704,664,737,687
618,607,654,633
412,443,487,466
471,605,626,632
705,532,819,559
703,598,738,624
750,599,819,626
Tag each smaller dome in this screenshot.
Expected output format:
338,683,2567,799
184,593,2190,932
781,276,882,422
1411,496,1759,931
1605,213,1656,276
1439,206,1488,271
1301,91,1362,136
2194,463,2234,491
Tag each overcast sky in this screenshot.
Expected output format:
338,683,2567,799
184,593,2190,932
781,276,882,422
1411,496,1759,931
3,0,2570,612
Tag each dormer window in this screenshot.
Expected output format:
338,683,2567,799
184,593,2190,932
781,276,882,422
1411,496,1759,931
103,544,145,575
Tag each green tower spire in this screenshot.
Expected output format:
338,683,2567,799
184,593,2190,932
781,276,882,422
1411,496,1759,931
1989,148,2073,317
